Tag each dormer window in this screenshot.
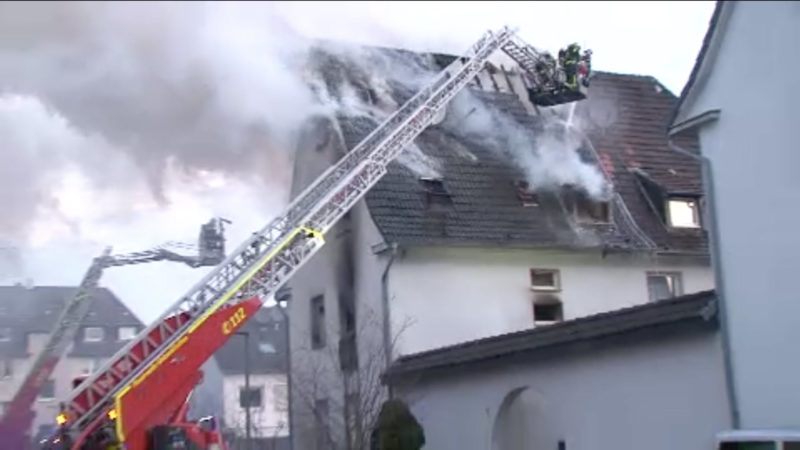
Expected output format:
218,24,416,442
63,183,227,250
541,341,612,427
575,199,610,224
562,185,610,223
514,181,539,207
667,197,700,228
83,327,104,343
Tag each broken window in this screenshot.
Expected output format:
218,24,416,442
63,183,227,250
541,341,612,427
514,181,539,207
38,379,55,400
239,386,263,408
83,327,104,343
576,200,610,223
647,272,683,301
420,177,452,209
530,269,560,292
533,294,563,324
310,295,326,349
667,197,700,228
562,186,610,223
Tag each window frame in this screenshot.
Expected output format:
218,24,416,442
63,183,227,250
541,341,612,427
83,326,105,343
666,196,701,229
239,385,263,408
646,271,684,302
117,326,137,341
529,269,561,292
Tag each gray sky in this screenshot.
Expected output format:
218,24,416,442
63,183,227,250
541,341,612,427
0,1,715,323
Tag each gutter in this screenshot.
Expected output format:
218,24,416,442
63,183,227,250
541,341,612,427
667,137,740,429
379,242,399,398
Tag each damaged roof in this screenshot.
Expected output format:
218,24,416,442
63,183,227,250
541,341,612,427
310,44,709,254
384,289,718,382
0,285,142,359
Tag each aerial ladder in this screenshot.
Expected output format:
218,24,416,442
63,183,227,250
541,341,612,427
0,218,231,449
50,26,592,450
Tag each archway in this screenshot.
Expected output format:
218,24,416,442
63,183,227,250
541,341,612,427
490,386,559,450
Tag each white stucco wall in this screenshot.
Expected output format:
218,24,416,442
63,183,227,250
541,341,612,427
394,331,731,450
388,247,713,356
678,1,800,430
0,333,105,440
222,374,289,438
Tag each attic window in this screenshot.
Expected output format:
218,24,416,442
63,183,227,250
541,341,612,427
515,181,539,207
83,327,104,343
667,197,700,228
419,177,452,208
530,269,560,292
564,187,610,223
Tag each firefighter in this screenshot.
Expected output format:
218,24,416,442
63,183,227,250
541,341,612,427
534,51,556,91
579,49,593,87
559,43,582,90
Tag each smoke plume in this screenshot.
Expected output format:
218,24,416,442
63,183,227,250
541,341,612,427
444,90,611,200
0,2,319,241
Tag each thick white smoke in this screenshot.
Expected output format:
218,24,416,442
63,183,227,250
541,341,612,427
0,2,319,243
444,90,611,200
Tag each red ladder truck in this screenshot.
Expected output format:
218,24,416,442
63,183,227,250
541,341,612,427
45,26,592,450
0,218,231,449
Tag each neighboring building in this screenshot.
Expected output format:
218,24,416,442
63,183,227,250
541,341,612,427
0,284,143,443
287,42,715,450
668,1,800,431
386,290,730,450
213,306,289,448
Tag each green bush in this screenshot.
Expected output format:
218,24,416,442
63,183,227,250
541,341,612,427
374,399,426,450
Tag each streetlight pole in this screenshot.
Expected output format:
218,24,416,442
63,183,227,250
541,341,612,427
275,286,294,450
235,331,251,450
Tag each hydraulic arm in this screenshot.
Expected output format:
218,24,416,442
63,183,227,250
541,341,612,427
0,219,230,449
54,26,591,449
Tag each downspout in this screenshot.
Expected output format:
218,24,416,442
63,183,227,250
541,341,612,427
668,138,740,429
380,242,399,399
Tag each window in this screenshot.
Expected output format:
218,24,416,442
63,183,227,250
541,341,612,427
563,186,611,223
420,177,453,209
533,295,563,324
83,327,104,342
647,272,683,301
239,386,262,408
38,379,55,400
667,197,700,228
530,269,560,292
117,326,137,341
310,295,326,349
82,359,104,375
0,327,10,342
514,181,539,207
273,383,288,412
